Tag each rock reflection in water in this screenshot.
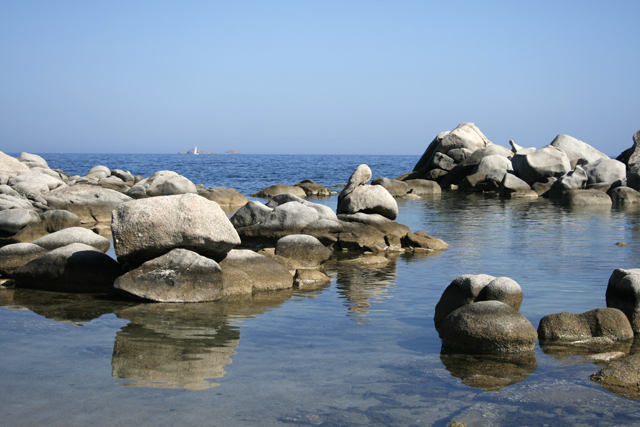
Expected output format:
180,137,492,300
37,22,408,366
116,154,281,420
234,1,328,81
324,255,398,324
0,287,136,325
540,337,640,365
440,350,537,391
112,289,293,390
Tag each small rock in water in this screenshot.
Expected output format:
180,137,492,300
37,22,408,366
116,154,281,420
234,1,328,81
616,241,628,246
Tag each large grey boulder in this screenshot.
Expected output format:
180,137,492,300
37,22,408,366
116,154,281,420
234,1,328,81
17,153,49,169
85,165,111,180
112,193,240,267
111,169,135,183
230,200,274,228
627,163,640,191
439,301,538,354
606,268,640,333
0,209,40,236
295,180,331,197
497,173,537,198
559,189,612,206
260,202,322,230
40,210,81,233
538,308,633,343
251,184,306,199
12,243,120,293
44,185,132,224
266,193,337,221
608,186,640,205
114,248,224,302
434,274,523,330
582,158,626,186
0,152,31,176
8,172,66,195
337,164,372,210
218,249,293,294
0,194,34,211
403,179,441,196
275,234,332,268
550,134,609,164
616,129,640,168
512,145,572,184
0,243,48,276
137,170,197,197
548,166,588,198
458,144,513,169
590,354,640,400
371,177,409,197
473,154,513,175
196,187,249,209
436,122,492,155
337,184,398,220
32,227,110,252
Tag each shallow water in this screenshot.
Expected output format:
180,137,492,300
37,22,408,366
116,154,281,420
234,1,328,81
2,154,640,426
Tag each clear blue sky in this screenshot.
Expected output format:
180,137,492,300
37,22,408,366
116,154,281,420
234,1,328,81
1,0,638,155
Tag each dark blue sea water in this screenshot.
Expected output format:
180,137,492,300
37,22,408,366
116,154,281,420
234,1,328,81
2,153,640,426
32,153,420,196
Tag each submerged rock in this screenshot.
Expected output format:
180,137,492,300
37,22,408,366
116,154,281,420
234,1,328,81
590,354,640,400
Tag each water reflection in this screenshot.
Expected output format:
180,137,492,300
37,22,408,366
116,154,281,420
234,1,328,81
540,337,640,365
440,350,537,391
0,287,136,325
112,290,294,390
323,254,399,324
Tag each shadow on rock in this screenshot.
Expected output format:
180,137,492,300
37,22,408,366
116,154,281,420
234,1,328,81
440,350,537,391
111,289,294,390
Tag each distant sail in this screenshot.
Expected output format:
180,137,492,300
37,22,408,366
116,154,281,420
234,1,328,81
194,146,199,155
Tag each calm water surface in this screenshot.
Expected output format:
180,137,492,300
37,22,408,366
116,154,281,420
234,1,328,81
2,154,640,426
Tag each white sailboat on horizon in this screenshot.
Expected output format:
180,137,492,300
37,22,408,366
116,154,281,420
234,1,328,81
194,146,199,155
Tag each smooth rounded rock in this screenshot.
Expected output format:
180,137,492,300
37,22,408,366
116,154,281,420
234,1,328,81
0,243,48,276
112,193,241,266
0,209,40,236
251,185,306,199
439,301,538,354
114,248,224,302
12,243,120,293
538,308,633,343
275,234,332,268
33,227,110,252
590,354,640,400
40,210,82,233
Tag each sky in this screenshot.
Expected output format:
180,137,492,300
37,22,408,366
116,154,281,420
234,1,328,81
0,1,638,156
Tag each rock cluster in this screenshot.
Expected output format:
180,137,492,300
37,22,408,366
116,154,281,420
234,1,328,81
434,274,536,354
401,123,640,206
232,167,448,253
1,155,448,303
435,269,640,398
0,152,249,244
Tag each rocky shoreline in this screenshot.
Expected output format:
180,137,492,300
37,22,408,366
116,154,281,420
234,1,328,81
2,123,640,400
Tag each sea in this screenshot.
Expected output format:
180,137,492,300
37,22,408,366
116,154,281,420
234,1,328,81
2,153,640,426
